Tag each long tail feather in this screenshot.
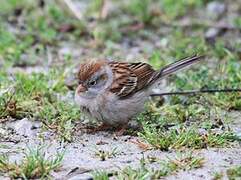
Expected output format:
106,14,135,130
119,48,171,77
157,54,205,78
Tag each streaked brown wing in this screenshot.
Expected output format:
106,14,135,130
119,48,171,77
128,62,157,90
108,55,204,98
109,62,156,98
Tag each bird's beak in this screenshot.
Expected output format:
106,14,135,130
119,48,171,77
76,84,87,94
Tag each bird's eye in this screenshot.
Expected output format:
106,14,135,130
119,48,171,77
89,80,97,86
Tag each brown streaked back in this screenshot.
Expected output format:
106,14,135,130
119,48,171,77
108,55,204,99
108,61,157,98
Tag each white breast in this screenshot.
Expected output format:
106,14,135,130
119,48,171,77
81,90,149,126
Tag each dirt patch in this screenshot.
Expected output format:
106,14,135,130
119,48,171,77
0,118,240,179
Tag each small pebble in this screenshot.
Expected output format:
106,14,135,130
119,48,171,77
207,1,226,17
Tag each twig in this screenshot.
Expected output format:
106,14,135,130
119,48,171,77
162,19,241,30
63,0,82,20
46,46,52,70
41,120,58,130
150,88,241,96
100,0,109,19
1,88,16,117
55,0,82,21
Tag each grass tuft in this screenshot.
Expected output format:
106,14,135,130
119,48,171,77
139,125,239,151
92,170,111,180
0,146,64,179
227,166,241,180
94,147,118,161
92,152,204,179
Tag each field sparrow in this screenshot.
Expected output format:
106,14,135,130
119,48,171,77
75,55,204,130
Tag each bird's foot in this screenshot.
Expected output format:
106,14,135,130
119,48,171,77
113,125,128,136
86,123,112,133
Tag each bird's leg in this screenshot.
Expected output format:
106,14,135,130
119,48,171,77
86,122,112,133
114,124,128,136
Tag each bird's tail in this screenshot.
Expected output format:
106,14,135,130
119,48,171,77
156,54,205,79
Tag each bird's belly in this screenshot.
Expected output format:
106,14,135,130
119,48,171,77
87,91,149,126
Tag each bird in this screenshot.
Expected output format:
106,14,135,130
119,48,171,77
75,55,204,133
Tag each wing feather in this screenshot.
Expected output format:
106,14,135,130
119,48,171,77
109,62,156,98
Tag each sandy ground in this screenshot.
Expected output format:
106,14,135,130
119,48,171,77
0,114,240,180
